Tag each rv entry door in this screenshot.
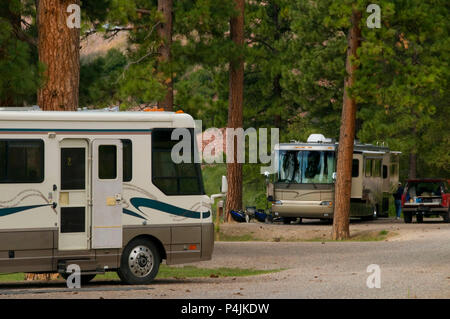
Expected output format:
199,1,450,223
91,140,123,249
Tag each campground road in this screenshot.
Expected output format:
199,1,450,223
1,220,449,299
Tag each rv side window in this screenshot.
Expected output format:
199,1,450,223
99,145,117,179
152,128,205,195
122,139,132,182
365,159,372,177
0,139,44,183
390,163,398,177
373,159,382,177
352,159,359,177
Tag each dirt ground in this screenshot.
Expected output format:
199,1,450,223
216,217,447,242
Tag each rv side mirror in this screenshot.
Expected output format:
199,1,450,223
221,175,228,194
332,172,337,182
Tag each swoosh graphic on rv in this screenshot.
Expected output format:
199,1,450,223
123,208,147,220
0,204,52,217
129,197,210,219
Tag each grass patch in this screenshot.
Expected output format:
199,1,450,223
216,232,260,242
0,265,279,283
305,230,394,242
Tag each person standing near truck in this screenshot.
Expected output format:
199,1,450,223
393,182,404,220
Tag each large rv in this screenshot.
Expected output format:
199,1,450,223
0,109,215,284
266,134,400,222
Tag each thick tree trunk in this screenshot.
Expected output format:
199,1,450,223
37,0,80,111
225,0,244,222
31,0,80,282
332,10,362,240
156,0,173,111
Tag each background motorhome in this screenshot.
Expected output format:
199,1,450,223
0,109,214,285
266,134,400,223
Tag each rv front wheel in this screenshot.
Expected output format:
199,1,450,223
118,238,160,285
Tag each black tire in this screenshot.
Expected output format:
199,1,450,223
298,218,303,224
416,214,424,223
118,238,160,285
403,212,412,223
60,273,96,285
283,218,293,225
443,210,450,223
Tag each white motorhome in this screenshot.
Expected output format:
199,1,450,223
266,134,400,222
0,109,215,284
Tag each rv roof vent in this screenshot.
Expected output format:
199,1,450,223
307,134,332,143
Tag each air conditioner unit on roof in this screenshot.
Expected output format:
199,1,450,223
307,134,332,143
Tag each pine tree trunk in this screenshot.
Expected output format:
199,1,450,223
37,0,80,111
332,9,362,240
225,0,245,222
32,0,79,281
156,0,173,111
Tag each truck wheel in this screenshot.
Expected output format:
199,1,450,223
443,210,450,223
416,214,424,223
403,212,412,223
117,238,160,285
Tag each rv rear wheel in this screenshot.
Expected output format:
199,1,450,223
118,238,160,285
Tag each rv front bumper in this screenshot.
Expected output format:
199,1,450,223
271,200,334,218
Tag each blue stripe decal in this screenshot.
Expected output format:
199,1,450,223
129,197,210,219
0,204,52,217
123,208,147,220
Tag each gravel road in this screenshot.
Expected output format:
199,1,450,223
1,218,449,299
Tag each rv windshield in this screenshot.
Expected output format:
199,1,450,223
277,150,335,184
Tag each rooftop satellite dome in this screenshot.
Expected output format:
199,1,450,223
307,134,332,143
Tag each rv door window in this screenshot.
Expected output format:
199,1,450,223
98,145,117,180
0,139,44,183
383,165,388,179
61,148,85,190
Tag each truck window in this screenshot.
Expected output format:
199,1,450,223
0,139,44,183
152,128,205,195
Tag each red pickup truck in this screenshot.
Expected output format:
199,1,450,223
402,179,450,223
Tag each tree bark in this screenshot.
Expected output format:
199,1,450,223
156,0,173,111
332,9,362,240
37,0,80,111
225,0,245,222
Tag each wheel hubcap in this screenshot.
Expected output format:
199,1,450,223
128,245,154,278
